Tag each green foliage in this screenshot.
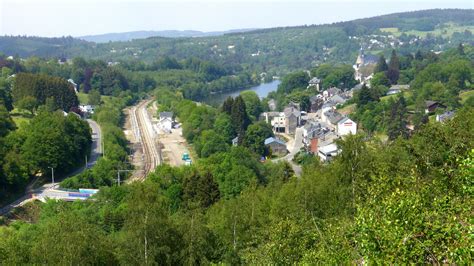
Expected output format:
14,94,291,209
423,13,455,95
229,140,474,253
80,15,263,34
16,96,37,115
387,50,400,84
0,104,15,137
21,111,91,176
182,171,220,209
374,54,388,73
311,64,357,89
370,72,390,87
214,113,235,143
202,146,262,199
277,71,309,94
231,96,251,143
0,77,13,111
387,96,409,140
239,90,263,120
87,89,101,106
13,73,79,111
242,121,274,156
195,130,229,158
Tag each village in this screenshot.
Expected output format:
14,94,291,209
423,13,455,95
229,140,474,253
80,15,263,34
256,49,455,163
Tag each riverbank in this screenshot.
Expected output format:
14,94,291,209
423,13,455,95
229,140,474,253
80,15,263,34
202,80,280,106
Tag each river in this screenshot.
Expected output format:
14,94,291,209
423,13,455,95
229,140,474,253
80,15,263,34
202,80,281,106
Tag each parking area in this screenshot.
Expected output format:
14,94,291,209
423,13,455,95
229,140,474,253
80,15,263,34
158,127,190,166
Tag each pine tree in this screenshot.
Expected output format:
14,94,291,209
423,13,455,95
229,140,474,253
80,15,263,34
374,55,388,73
222,96,234,115
357,84,373,107
387,50,400,85
415,50,423,61
387,96,409,140
231,96,250,144
457,43,465,55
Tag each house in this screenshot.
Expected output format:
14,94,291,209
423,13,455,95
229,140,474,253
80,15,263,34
79,105,95,115
387,84,410,96
262,112,285,133
322,87,342,100
337,117,357,136
425,101,446,114
302,122,331,153
320,102,337,123
436,110,456,122
268,99,277,111
68,79,78,93
322,109,343,126
283,104,301,134
308,77,322,91
309,95,324,112
232,136,239,146
318,143,339,161
386,88,401,95
327,94,347,106
264,137,287,156
159,112,174,132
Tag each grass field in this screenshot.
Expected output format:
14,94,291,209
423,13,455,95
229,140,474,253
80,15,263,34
459,90,474,103
380,90,413,102
338,103,356,115
10,108,33,129
380,23,474,38
77,92,115,105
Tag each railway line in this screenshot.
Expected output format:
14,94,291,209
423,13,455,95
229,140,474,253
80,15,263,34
132,99,162,178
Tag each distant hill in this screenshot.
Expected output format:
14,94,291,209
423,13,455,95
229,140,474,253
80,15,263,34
78,29,258,43
1,9,473,74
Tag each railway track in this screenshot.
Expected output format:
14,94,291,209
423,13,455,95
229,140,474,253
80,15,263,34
133,99,162,178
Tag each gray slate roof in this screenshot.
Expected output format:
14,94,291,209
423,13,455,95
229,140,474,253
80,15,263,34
264,137,286,146
284,105,300,118
327,87,342,96
160,112,173,119
324,110,344,124
389,84,410,90
328,94,347,105
309,77,321,84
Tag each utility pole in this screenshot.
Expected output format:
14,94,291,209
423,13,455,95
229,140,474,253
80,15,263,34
85,155,88,169
48,167,54,187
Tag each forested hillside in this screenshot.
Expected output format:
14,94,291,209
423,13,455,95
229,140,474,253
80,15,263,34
1,9,473,75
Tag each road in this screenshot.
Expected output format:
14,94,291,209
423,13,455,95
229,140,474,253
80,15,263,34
273,127,304,177
132,99,162,177
0,119,102,216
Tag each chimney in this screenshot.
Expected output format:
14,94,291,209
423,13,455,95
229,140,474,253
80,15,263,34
310,138,318,154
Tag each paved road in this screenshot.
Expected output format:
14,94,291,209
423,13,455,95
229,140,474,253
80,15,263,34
0,119,102,216
273,127,304,177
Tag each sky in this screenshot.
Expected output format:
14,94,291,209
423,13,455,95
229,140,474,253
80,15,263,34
0,0,473,37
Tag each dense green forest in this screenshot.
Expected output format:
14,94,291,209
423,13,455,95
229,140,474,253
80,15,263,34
0,107,472,263
1,9,473,75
